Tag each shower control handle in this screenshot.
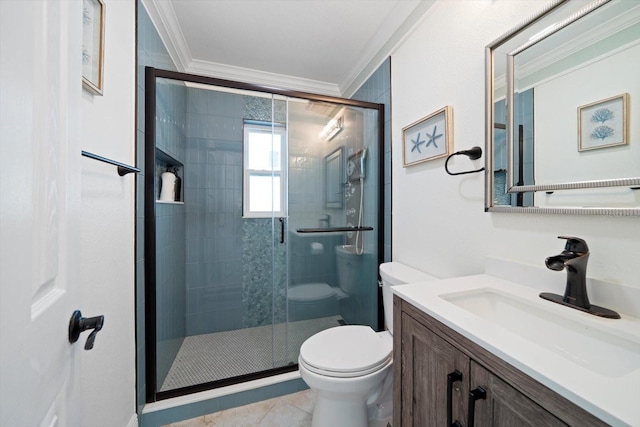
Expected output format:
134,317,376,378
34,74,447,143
68,310,104,350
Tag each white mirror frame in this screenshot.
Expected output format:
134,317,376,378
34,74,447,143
484,0,640,216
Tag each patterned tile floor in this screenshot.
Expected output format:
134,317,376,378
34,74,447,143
163,389,314,427
161,316,343,391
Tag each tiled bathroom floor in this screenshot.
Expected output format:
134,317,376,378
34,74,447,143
162,389,393,427
163,389,314,427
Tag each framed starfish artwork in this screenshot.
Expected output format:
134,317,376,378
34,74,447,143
402,106,453,167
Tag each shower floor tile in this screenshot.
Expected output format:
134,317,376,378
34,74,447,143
160,316,343,391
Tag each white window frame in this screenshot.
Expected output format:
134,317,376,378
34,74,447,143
242,122,286,218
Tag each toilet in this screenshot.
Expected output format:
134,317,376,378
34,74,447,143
299,262,437,427
287,282,340,321
287,245,358,322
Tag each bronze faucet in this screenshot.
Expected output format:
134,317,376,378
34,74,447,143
540,236,620,319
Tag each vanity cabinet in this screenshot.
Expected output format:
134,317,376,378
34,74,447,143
470,362,565,426
393,296,608,427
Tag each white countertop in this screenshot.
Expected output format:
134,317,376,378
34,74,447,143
393,274,640,426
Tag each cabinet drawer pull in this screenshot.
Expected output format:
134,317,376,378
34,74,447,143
447,370,463,427
467,386,487,427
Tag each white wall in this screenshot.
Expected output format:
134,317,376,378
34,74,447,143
534,44,639,208
536,45,639,185
391,1,640,294
80,1,137,426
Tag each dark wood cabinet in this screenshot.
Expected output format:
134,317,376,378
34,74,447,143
393,296,608,427
470,361,565,426
399,312,469,425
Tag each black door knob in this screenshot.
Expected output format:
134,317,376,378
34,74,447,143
68,310,104,350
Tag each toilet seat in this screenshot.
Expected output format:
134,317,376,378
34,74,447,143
299,325,392,378
288,283,335,302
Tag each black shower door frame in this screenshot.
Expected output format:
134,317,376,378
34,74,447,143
144,66,384,402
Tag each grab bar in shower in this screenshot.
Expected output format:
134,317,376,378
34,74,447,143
296,226,374,233
81,150,140,176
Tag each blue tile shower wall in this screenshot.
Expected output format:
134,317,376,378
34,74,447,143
183,87,246,336
351,58,391,262
137,0,181,412
155,81,187,389
493,88,534,206
515,88,535,207
184,94,292,334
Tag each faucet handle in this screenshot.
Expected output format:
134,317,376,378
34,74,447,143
557,236,589,254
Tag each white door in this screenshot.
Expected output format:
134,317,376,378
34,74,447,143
0,1,83,426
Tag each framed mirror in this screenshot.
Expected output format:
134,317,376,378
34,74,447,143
485,0,640,215
325,146,344,208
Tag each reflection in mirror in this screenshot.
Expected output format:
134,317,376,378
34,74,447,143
485,0,640,215
325,147,344,209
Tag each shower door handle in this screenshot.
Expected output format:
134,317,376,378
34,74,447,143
279,217,285,244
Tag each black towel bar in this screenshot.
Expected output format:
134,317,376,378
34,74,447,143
296,226,374,233
81,151,140,176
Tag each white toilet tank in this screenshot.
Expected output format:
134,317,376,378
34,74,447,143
335,245,362,295
379,262,437,334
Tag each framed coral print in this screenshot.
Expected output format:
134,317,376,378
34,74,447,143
82,0,105,95
402,106,453,167
578,93,628,151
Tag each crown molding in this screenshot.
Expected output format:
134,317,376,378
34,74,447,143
342,0,436,97
142,0,433,98
142,0,340,95
186,60,341,97
141,0,191,71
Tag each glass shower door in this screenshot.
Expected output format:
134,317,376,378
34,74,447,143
149,74,291,397
145,67,383,401
283,97,381,366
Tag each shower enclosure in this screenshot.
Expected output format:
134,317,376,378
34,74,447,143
144,67,383,401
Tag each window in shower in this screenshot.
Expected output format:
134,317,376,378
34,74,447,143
243,122,286,217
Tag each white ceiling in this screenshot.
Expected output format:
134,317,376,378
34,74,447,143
143,0,434,96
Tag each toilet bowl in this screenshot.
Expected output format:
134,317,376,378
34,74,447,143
287,246,356,321
287,283,340,321
299,262,437,427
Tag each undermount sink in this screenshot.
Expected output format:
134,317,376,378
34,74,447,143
440,288,640,377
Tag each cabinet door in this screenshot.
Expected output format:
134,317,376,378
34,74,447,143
400,313,470,426
470,361,568,427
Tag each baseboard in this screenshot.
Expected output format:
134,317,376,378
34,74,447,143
126,413,138,427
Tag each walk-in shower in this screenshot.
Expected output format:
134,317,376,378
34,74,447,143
144,67,383,401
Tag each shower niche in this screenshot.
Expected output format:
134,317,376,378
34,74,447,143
155,149,183,204
144,67,384,401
